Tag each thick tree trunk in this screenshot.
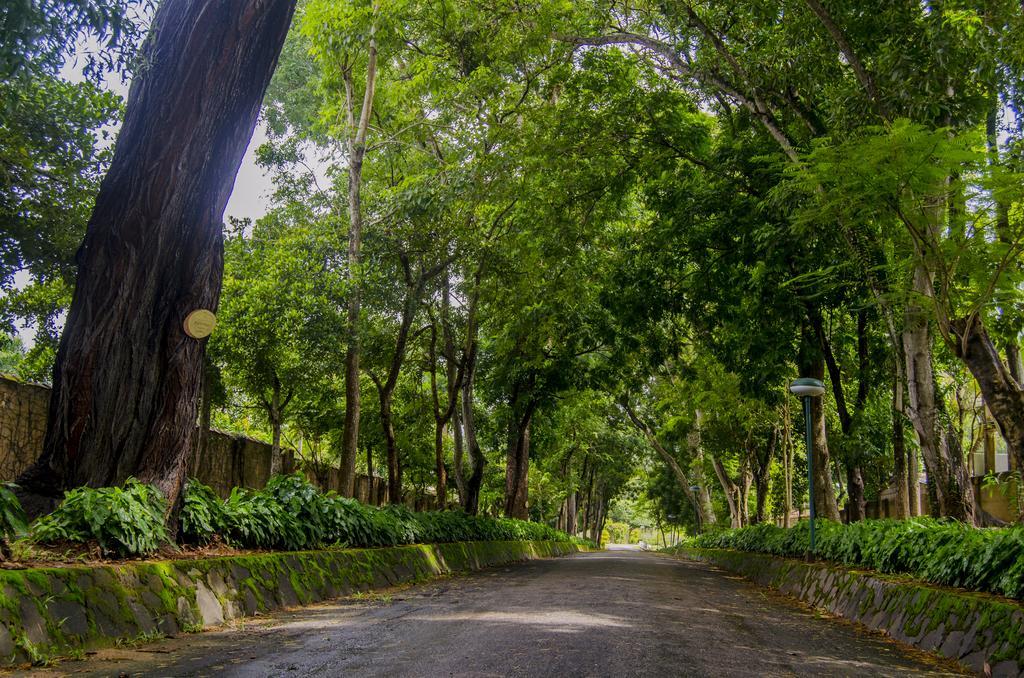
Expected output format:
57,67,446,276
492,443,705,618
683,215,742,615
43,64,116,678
565,491,577,536
451,377,466,504
750,430,775,525
503,396,535,519
339,27,379,499
903,271,975,523
812,308,868,522
17,0,295,518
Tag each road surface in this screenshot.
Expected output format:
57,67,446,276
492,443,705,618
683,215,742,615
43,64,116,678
38,550,959,677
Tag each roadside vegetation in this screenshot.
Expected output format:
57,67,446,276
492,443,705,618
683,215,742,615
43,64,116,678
2,1,1024,552
668,519,1024,600
3,474,592,560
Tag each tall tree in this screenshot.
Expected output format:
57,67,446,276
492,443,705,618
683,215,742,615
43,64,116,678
17,0,296,517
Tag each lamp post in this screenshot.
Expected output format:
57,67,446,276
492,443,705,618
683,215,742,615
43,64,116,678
789,377,826,557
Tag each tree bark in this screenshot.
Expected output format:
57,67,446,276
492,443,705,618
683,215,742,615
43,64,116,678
17,0,296,518
712,457,742,528
622,401,713,531
799,331,842,521
950,316,1024,489
782,399,794,527
892,367,911,518
339,23,380,498
810,308,867,521
903,265,975,523
688,411,717,529
503,392,536,519
460,306,485,515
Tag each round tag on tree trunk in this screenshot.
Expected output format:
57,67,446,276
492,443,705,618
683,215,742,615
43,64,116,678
184,309,217,339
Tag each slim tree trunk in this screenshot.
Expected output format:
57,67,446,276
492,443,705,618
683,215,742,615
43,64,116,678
503,393,535,519
461,368,484,514
623,401,713,530
903,267,975,523
950,316,1024,491
712,457,742,528
799,332,842,521
339,23,380,498
267,379,284,476
892,369,911,518
17,0,296,518
688,410,717,528
191,354,214,477
782,399,794,527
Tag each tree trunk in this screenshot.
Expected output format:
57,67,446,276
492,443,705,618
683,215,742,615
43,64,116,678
712,457,742,528
16,0,296,518
366,443,373,478
950,316,1024,489
892,371,910,519
782,399,794,527
452,379,466,504
799,333,842,521
688,411,717,529
460,324,485,515
751,429,775,525
503,395,535,519
811,308,867,521
739,456,752,526
565,491,577,536
339,25,380,499
903,269,975,523
623,401,713,531
379,392,401,504
267,379,283,476
191,354,214,478
433,423,447,508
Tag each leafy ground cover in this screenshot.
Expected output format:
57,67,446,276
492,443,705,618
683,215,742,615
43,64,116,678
3,474,593,561
667,519,1024,600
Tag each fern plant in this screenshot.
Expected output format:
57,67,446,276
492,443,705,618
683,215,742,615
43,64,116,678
0,482,28,558
30,478,169,557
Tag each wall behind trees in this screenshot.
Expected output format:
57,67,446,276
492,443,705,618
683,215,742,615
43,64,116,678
0,376,399,506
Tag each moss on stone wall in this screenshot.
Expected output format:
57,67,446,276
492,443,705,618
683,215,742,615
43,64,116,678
674,547,1024,676
0,540,586,666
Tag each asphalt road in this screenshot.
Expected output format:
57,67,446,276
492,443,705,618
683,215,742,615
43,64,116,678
39,550,959,677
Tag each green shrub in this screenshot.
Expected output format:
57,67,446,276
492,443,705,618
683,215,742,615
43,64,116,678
691,518,1024,600
30,478,169,557
179,479,227,544
0,482,28,542
177,472,580,552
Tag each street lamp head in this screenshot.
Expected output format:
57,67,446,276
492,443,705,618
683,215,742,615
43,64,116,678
789,377,826,398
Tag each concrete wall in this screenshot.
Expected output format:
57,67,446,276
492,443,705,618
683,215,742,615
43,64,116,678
0,375,400,505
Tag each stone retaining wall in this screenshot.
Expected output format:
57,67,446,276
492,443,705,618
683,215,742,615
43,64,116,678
0,540,585,665
0,375,402,507
675,548,1024,676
